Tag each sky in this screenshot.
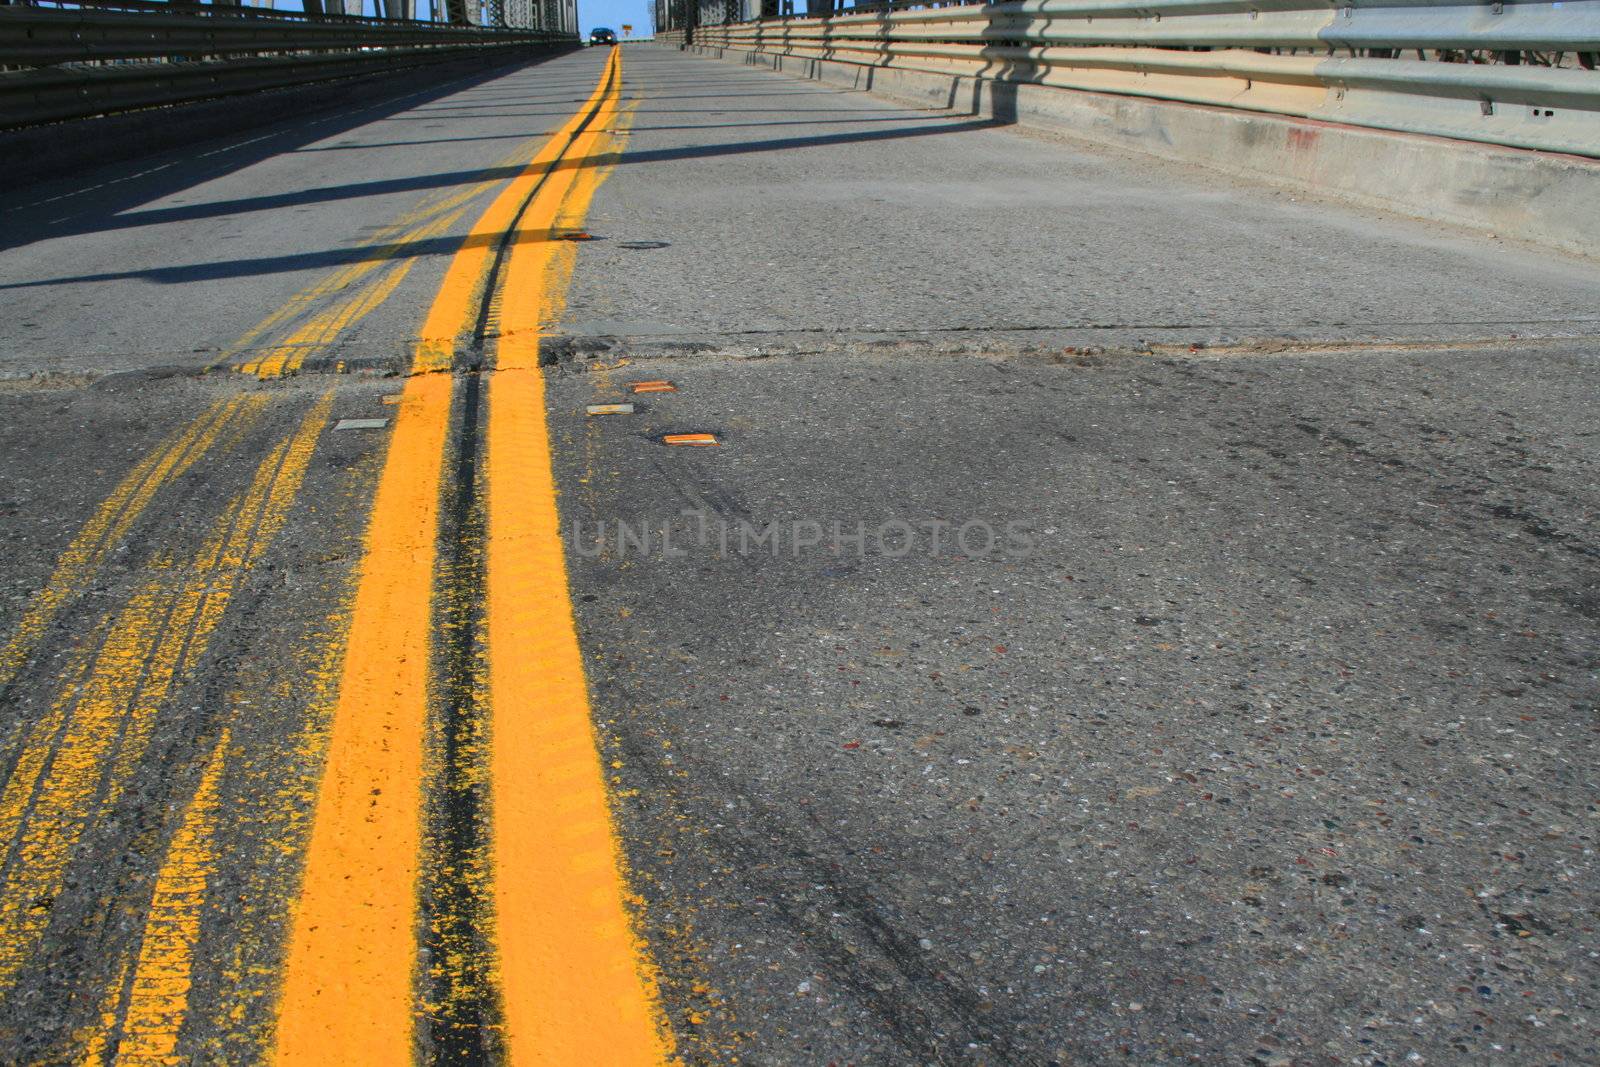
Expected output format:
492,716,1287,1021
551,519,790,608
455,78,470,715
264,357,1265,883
580,0,653,37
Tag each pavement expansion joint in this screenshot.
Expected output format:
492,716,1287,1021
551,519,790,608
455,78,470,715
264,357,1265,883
213,324,1600,386
533,330,1600,369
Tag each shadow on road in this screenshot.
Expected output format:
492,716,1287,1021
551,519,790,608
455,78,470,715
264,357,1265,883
0,113,1002,289
0,53,592,255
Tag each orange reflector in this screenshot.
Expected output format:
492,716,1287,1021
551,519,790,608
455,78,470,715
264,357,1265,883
631,381,676,394
663,433,718,446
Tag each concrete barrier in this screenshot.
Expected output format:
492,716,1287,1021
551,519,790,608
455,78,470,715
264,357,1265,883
678,42,1600,259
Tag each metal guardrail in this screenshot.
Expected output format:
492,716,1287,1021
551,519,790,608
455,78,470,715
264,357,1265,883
1,0,578,128
668,1,1600,156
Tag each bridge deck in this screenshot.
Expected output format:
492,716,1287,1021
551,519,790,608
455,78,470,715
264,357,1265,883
0,45,1596,1065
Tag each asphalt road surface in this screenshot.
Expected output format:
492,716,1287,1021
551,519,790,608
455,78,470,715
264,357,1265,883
1,44,1598,1067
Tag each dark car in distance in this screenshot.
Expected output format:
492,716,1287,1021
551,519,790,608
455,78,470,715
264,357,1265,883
589,27,617,45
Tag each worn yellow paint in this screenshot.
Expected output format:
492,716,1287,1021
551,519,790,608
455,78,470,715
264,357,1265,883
0,394,333,992
102,728,231,1067
239,261,410,380
197,602,353,1061
79,954,133,1067
208,217,438,373
206,158,540,374
0,396,261,697
486,49,676,1065
240,206,468,379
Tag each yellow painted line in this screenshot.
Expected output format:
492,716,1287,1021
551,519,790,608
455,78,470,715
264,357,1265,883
502,94,641,358
0,396,259,697
486,49,676,1065
272,50,622,1065
0,394,333,992
413,52,622,375
102,728,231,1067
269,372,449,1065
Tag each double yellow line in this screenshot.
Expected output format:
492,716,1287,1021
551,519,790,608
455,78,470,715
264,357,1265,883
275,49,674,1064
